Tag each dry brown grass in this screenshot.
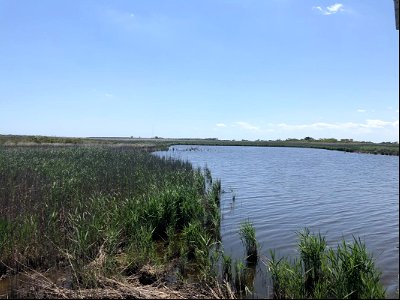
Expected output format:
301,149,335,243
9,270,235,299
2,253,235,299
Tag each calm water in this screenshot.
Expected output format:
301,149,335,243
154,145,399,298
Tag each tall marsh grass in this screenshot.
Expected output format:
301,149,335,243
0,146,221,287
239,220,258,263
267,228,385,299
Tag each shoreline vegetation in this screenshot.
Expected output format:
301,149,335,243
0,137,392,298
0,146,228,298
1,134,398,156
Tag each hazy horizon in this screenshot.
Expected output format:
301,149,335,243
2,133,399,144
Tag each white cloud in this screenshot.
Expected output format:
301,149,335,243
235,121,260,131
215,119,397,132
277,122,342,130
276,120,398,131
364,119,396,129
105,93,114,98
357,109,367,113
212,119,398,142
313,3,344,15
327,3,344,13
313,6,324,14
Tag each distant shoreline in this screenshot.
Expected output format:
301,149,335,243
1,134,398,156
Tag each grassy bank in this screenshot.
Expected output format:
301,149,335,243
0,145,222,297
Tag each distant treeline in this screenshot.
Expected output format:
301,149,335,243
0,135,91,145
1,134,398,156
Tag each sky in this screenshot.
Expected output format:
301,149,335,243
0,0,399,142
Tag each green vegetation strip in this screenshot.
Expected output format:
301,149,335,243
1,134,398,156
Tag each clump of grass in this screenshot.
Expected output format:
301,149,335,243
268,250,305,299
239,220,258,263
267,228,386,299
326,236,386,299
204,166,212,186
297,227,327,296
229,259,256,297
234,260,246,293
222,253,233,282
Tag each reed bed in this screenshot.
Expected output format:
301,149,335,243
267,228,385,299
0,145,222,294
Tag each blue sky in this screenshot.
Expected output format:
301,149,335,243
0,1,398,142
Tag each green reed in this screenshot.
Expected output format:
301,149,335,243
239,220,258,263
297,228,327,296
222,253,233,282
0,146,222,287
267,228,386,299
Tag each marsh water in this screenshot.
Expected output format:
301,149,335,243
154,145,399,298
